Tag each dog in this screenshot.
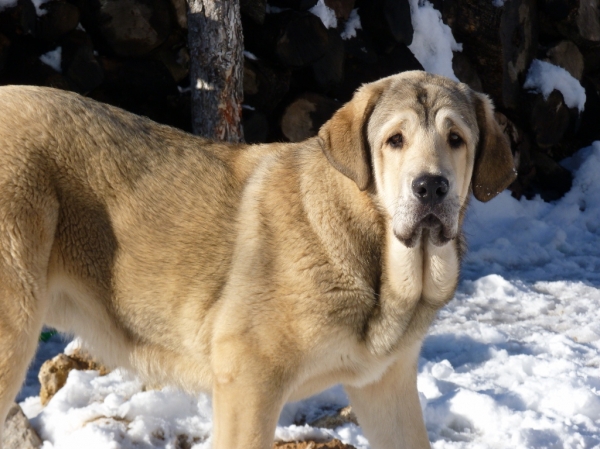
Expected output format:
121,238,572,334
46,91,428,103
0,71,516,448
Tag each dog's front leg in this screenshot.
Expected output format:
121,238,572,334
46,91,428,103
211,341,287,449
345,340,430,449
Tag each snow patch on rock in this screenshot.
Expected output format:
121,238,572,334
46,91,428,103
309,0,337,29
40,47,62,73
341,9,362,40
408,0,462,81
524,59,586,112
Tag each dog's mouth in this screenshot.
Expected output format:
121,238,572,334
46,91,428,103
394,212,456,248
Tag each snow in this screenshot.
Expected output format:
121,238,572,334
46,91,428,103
39,47,62,73
243,50,258,61
309,0,337,29
408,0,462,81
492,0,506,7
341,9,362,40
0,0,17,12
524,59,587,112
31,0,51,16
18,143,600,447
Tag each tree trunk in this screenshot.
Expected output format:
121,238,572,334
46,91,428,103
187,0,244,141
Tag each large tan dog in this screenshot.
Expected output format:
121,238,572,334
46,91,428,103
0,71,515,448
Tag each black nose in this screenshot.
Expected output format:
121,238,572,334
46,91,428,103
412,175,449,205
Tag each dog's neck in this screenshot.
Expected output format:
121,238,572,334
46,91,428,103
362,227,458,356
298,143,460,356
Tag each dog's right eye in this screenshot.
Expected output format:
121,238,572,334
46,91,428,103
387,133,404,149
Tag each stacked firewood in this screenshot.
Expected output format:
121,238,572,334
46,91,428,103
0,0,191,131
1,0,598,200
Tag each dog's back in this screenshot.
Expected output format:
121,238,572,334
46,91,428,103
0,86,277,416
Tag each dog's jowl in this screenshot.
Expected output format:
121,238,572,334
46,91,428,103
0,71,515,449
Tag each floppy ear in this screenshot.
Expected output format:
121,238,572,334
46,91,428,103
472,93,517,202
317,79,391,191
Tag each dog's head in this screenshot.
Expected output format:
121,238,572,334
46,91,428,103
318,71,516,248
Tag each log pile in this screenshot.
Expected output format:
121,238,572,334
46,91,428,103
0,0,599,200
0,0,191,131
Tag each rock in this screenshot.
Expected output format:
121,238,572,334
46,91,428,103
275,12,329,67
243,58,291,112
573,0,600,44
324,0,355,21
68,347,110,374
274,439,356,449
38,0,80,41
581,44,600,73
529,90,573,148
2,403,42,449
92,57,179,126
541,0,574,21
281,92,341,142
39,350,109,406
452,52,483,92
383,0,413,45
444,0,538,113
308,406,358,429
495,111,521,153
0,32,10,74
61,30,104,93
0,0,37,37
269,0,317,11
170,0,187,28
541,0,600,46
359,0,413,49
150,29,189,83
240,0,267,24
545,40,584,80
530,148,573,201
96,0,173,57
335,42,422,101
242,109,269,143
312,28,344,91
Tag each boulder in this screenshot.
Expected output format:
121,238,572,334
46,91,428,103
39,350,109,406
545,40,584,80
170,0,187,28
312,28,344,91
96,0,173,57
38,0,80,41
2,403,42,449
444,0,538,113
452,52,483,92
281,92,341,142
240,0,267,24
529,90,573,149
60,30,104,93
308,406,358,429
275,12,329,67
324,0,355,21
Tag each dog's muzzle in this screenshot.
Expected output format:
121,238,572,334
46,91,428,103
393,175,459,248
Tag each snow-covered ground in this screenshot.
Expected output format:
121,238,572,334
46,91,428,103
18,142,600,448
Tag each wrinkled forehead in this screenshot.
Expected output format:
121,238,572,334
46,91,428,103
368,77,479,140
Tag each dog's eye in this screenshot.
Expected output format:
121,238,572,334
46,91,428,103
448,132,463,148
387,133,404,149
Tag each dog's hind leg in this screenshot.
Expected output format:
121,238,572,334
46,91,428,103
0,185,58,447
